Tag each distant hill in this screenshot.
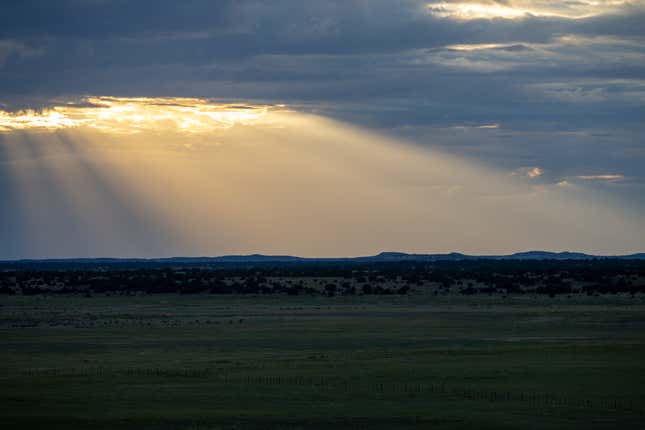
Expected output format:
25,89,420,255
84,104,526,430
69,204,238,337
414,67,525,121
497,251,593,260
622,253,645,260
358,251,645,261
3,250,644,266
161,254,306,263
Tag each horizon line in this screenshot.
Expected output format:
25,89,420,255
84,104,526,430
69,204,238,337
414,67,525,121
2,250,645,263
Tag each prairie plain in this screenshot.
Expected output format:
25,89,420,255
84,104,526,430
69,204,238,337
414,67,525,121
2,292,644,429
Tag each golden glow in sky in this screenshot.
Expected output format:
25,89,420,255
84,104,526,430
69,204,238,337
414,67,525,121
426,1,637,20
428,2,535,19
1,96,643,258
446,43,520,51
0,97,272,134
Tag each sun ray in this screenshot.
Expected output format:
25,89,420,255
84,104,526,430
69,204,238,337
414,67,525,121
1,97,644,257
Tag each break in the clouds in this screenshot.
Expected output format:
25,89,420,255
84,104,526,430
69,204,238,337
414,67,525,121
513,166,544,178
0,1,644,257
426,1,636,19
0,97,272,133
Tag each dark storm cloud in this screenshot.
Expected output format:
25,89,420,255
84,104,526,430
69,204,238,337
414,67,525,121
574,6,645,38
0,0,237,39
0,0,644,192
1,2,642,78
2,1,642,64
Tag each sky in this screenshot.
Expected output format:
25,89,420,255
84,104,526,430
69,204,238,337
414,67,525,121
0,1,644,258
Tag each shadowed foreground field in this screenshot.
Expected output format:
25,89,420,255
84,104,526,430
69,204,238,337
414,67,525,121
1,295,644,429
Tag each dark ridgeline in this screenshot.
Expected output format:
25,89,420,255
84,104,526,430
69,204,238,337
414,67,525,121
3,250,645,268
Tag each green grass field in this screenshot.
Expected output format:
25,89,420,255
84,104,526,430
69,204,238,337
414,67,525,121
1,294,644,429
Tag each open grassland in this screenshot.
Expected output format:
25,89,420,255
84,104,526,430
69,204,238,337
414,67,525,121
1,294,644,429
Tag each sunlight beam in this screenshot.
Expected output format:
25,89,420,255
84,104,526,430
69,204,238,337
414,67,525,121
1,96,644,258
